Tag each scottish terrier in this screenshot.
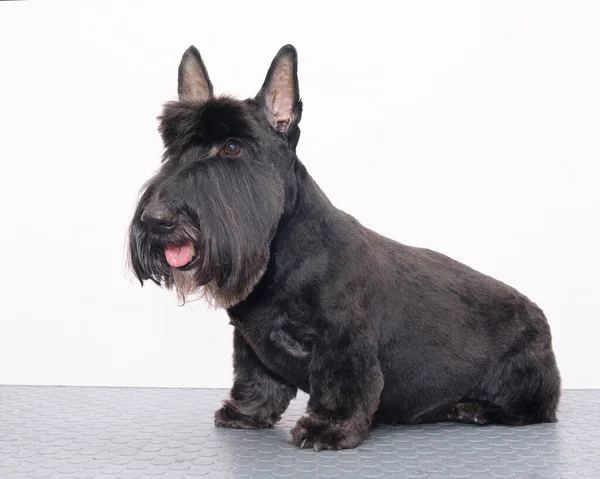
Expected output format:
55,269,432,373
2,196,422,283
128,45,560,450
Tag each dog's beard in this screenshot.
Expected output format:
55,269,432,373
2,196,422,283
167,267,205,306
167,266,267,309
129,156,284,308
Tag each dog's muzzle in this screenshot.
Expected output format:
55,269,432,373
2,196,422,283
140,202,199,269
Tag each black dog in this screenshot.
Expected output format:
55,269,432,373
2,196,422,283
129,44,561,450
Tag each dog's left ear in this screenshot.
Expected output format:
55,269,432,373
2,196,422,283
256,45,302,139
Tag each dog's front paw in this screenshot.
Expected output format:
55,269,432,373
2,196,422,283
290,414,367,451
214,401,277,429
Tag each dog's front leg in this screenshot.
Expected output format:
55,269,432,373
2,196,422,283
291,333,384,450
215,329,297,429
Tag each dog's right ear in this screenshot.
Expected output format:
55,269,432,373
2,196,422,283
178,46,213,102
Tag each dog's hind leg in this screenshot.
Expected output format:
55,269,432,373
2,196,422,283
454,349,561,426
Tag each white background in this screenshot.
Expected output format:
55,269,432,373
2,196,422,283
0,1,598,389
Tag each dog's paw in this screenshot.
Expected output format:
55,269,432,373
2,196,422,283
447,401,489,425
214,401,276,429
290,415,366,451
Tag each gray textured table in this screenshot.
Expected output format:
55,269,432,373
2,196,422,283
1,387,599,478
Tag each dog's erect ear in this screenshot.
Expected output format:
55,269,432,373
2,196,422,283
178,46,213,102
256,44,302,135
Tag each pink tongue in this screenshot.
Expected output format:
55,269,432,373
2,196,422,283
164,242,192,267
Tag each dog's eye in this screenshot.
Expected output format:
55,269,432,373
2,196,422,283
223,140,241,156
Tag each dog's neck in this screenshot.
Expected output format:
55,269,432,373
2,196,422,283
271,158,341,274
282,158,333,225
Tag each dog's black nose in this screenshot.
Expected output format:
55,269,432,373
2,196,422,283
141,204,176,234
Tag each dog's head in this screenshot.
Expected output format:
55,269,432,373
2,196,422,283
128,45,302,307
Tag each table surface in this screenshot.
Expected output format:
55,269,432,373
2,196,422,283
1,387,599,478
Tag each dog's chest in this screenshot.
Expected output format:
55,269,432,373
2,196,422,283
232,316,313,391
